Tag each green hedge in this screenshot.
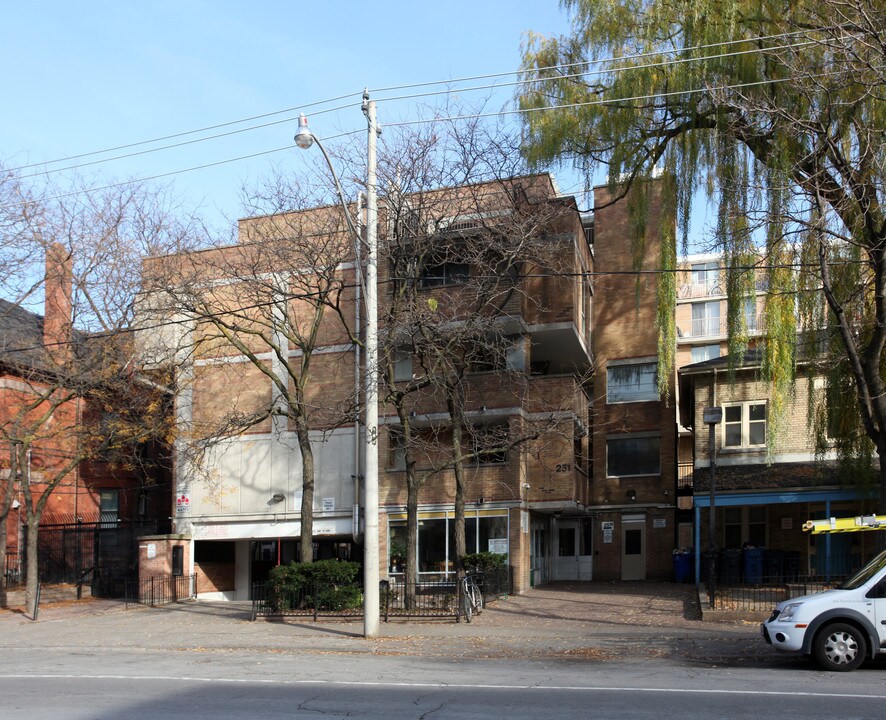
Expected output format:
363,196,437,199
463,552,507,573
266,559,362,611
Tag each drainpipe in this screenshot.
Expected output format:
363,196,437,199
352,192,365,544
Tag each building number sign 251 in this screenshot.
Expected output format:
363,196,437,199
555,463,571,473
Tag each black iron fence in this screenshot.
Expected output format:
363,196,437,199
251,580,365,620
19,520,167,597
125,574,197,608
252,569,511,622
3,551,22,589
710,576,845,612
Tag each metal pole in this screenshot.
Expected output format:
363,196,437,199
708,421,717,607
362,93,380,638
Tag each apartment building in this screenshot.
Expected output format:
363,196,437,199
679,352,873,580
146,173,597,597
588,180,677,581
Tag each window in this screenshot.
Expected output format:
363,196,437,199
691,301,721,337
606,362,658,403
419,261,469,287
388,513,508,576
99,490,119,527
606,436,660,477
392,347,412,381
472,423,508,464
723,506,767,548
691,262,720,293
691,344,721,363
744,298,759,332
723,402,766,448
389,430,407,470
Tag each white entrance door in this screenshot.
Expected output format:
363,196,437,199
555,519,593,580
621,515,646,580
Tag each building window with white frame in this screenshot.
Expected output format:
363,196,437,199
606,361,658,403
691,300,721,337
606,435,660,477
690,344,721,363
723,402,766,448
691,261,720,294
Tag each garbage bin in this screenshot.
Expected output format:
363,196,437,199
720,549,741,584
744,547,764,584
764,549,784,583
673,551,692,583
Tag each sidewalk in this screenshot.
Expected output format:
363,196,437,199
0,582,764,664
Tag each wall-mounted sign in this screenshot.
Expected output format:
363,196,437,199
602,522,614,544
488,538,508,554
146,543,156,559
322,497,335,512
653,518,666,529
175,488,191,515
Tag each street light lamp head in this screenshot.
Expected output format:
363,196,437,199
294,114,314,150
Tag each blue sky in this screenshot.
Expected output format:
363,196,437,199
2,2,578,233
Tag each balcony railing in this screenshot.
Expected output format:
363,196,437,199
678,278,769,300
679,313,765,340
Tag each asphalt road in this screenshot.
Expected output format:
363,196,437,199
1,584,884,719
2,651,886,720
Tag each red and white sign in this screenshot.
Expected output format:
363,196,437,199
176,490,191,515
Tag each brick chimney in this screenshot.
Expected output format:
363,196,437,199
44,243,73,364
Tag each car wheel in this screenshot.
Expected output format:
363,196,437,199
813,623,867,671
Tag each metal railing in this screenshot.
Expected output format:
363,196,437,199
125,574,197,608
711,576,845,612
251,581,364,620
4,551,22,589
252,569,510,622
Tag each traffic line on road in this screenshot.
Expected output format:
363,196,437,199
2,674,884,700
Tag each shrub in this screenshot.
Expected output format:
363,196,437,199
463,552,507,573
265,559,362,612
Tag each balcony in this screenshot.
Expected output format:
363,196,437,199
678,278,769,301
678,313,765,340
678,282,723,300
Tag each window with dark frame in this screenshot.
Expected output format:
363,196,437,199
606,436,660,477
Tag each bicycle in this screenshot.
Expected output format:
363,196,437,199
458,572,484,623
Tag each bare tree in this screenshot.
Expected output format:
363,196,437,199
0,178,198,612
359,118,590,602
144,185,358,564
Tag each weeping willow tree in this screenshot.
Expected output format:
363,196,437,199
519,0,886,509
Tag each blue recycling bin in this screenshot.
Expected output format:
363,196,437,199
743,547,764,584
673,551,692,583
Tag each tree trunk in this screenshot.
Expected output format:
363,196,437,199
296,419,315,564
447,389,467,580
25,515,39,618
0,445,18,585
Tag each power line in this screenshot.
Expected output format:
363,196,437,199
15,101,361,181
0,130,363,211
372,37,817,105
6,29,821,178
7,92,364,172
0,62,860,210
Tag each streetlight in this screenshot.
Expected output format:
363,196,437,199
294,90,380,638
702,406,722,610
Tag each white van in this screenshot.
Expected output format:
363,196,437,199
761,549,886,671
